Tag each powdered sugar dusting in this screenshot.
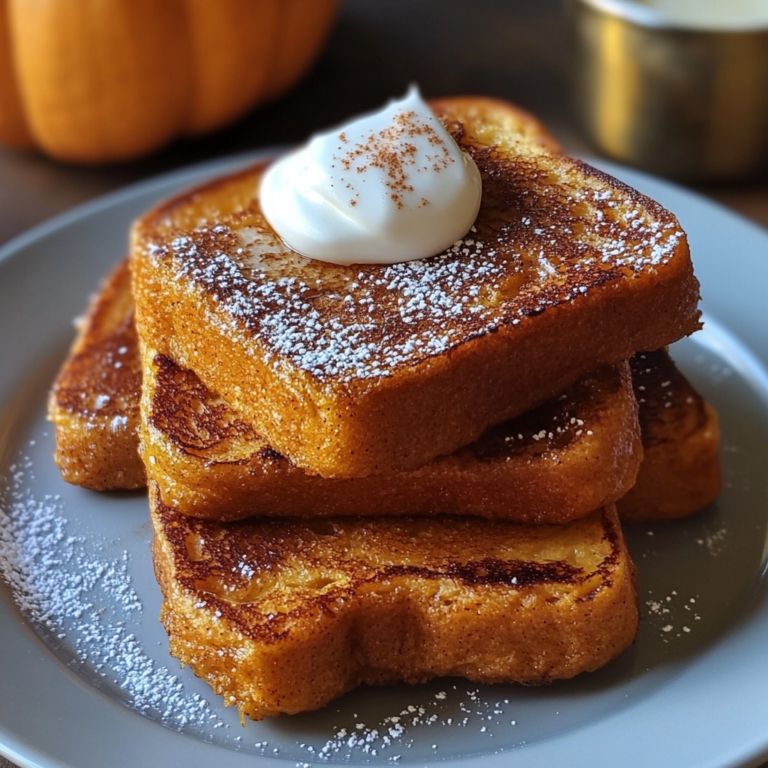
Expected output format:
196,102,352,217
644,589,701,643
145,153,685,383
300,686,523,762
0,450,223,731
695,526,729,555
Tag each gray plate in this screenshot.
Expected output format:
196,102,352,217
1,153,768,768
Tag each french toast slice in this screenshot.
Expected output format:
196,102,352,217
141,346,641,522
47,259,145,490
130,96,701,479
151,487,639,720
143,344,719,524
617,349,721,522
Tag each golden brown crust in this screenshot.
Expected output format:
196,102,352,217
141,347,641,522
47,259,145,490
618,349,721,522
131,96,701,479
48,261,717,525
151,487,639,719
424,96,564,154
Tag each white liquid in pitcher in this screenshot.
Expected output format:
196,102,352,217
635,0,768,29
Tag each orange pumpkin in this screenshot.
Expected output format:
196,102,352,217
0,0,337,163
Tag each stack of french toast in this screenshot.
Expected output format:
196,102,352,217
48,97,720,721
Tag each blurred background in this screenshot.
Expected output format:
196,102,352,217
1,0,766,251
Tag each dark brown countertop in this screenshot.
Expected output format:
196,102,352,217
1,2,766,768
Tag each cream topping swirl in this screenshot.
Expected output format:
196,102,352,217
259,87,482,265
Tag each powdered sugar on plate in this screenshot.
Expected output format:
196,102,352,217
0,447,224,732
644,590,702,643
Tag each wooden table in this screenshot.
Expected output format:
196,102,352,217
1,1,766,767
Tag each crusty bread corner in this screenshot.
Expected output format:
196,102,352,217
618,349,721,522
47,259,145,491
130,96,701,479
151,487,639,720
429,96,563,154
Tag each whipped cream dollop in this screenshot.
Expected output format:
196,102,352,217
259,87,482,265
